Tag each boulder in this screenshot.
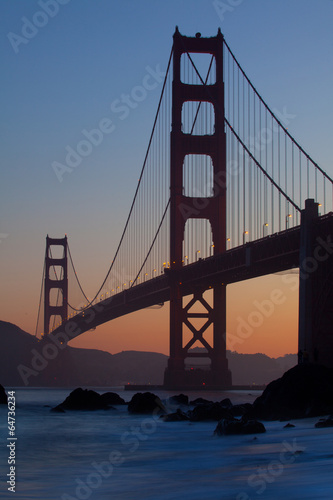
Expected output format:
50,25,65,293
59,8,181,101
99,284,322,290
220,398,233,409
315,416,333,428
214,416,266,436
100,392,126,406
230,403,253,417
250,363,333,420
161,409,190,422
167,394,189,406
52,388,108,411
0,384,7,404
128,392,166,414
190,397,212,406
188,402,233,422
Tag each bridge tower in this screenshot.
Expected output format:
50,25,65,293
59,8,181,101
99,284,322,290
44,235,68,335
164,28,232,389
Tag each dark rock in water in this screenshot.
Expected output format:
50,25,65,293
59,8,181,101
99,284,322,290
188,402,233,422
100,392,126,406
53,388,108,411
51,406,66,413
0,385,7,404
230,403,253,417
128,392,166,414
250,363,333,420
315,416,333,428
168,394,189,406
284,423,295,428
220,398,233,409
162,409,190,422
214,416,266,436
190,397,212,406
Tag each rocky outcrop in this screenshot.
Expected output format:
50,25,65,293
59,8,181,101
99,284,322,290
52,388,112,411
214,416,266,436
250,363,333,420
188,402,233,422
161,409,190,422
315,416,333,428
100,392,126,406
128,392,166,414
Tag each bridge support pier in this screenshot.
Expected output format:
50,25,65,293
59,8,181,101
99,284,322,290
298,199,333,367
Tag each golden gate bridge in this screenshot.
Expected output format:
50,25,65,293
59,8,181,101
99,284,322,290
35,28,333,389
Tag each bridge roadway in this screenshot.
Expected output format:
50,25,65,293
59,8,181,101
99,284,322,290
49,213,332,341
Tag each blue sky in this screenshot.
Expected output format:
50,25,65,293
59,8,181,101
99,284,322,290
1,0,332,354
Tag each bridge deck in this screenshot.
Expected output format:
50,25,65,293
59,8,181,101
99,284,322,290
48,214,332,341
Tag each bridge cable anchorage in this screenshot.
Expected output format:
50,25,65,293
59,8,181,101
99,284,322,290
224,118,301,213
223,38,333,185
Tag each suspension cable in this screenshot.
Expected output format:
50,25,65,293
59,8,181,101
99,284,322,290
225,118,301,212
34,259,45,336
223,38,333,184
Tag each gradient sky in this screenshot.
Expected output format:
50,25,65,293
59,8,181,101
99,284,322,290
1,0,332,358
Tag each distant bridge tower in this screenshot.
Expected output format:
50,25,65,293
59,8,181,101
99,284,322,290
164,28,232,389
44,235,68,335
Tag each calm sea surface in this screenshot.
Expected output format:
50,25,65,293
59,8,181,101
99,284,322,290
1,388,333,499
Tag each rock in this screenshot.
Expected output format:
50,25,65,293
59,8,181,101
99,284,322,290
220,398,233,408
167,394,189,406
230,403,253,417
188,402,233,422
284,423,295,428
100,392,126,406
128,392,166,414
214,416,266,436
53,388,108,411
250,363,333,420
315,416,333,428
161,409,190,422
189,397,212,406
0,384,7,404
51,406,66,413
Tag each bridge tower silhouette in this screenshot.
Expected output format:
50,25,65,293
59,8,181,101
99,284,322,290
164,28,232,388
43,236,68,335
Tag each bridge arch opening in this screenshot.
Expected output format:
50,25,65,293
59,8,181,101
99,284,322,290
48,245,65,259
48,265,64,280
181,101,215,135
181,52,216,85
183,154,213,198
49,288,63,307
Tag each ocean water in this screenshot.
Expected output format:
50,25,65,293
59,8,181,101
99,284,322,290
1,388,333,499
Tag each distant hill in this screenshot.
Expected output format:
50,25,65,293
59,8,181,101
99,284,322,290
0,321,296,387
